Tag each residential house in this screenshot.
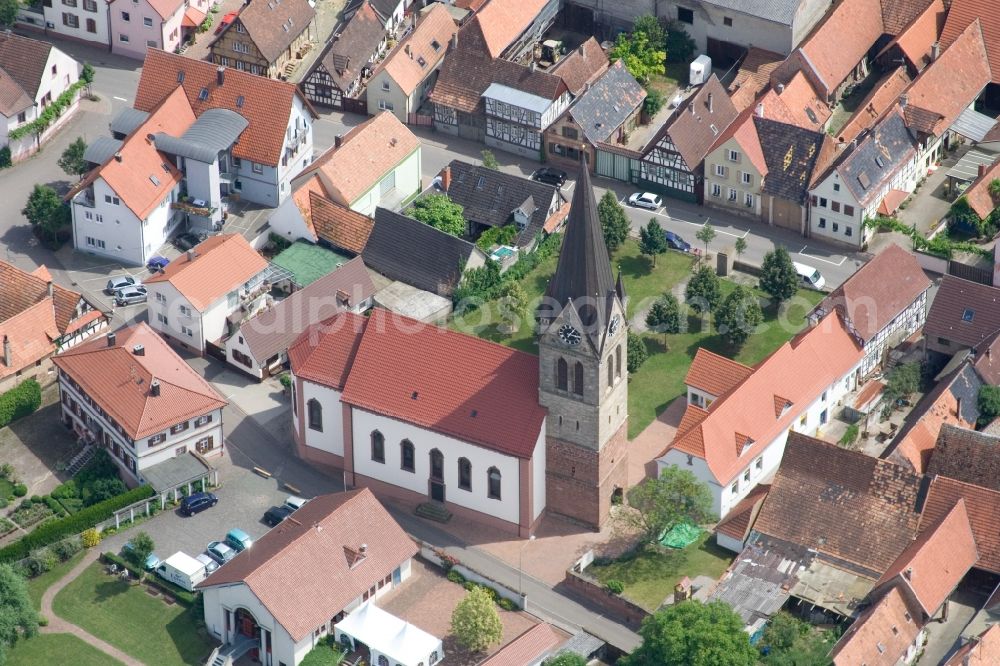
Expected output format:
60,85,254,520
921,476,1000,576
143,234,275,355
269,181,376,253
365,3,457,121
225,256,375,379
301,1,388,110
945,625,1000,665
0,34,81,162
547,37,608,97
0,262,106,393
924,275,1000,356
198,488,420,666
343,0,409,33
289,112,421,217
808,110,919,249
756,117,829,233
940,0,1000,100
466,0,558,63
656,312,864,518
23,0,111,47
109,0,197,59
543,60,646,169
428,16,570,154
927,424,1000,493
53,323,227,482
209,0,317,79
362,208,486,297
962,159,1000,223
637,75,739,203
133,49,316,205
438,160,568,247
808,243,931,378
288,308,548,536
702,109,768,219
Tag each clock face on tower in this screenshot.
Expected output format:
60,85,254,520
558,324,582,346
609,315,621,336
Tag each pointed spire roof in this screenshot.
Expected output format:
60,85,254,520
544,160,616,319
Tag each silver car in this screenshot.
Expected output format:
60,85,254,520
206,541,237,565
628,192,663,210
106,275,139,294
195,552,219,574
114,286,147,306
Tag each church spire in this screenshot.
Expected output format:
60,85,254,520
540,158,616,327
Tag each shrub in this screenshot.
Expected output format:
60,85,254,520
498,597,518,611
12,484,27,497
0,463,12,478
81,528,101,548
21,548,57,577
0,145,11,169
0,378,42,428
0,498,7,509
463,580,477,592
44,496,66,517
446,569,466,584
839,424,860,447
606,579,625,594
278,373,292,389
51,537,82,561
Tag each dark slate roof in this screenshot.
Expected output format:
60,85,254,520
318,0,386,92
924,275,1000,349
344,0,396,23
754,116,825,205
567,61,645,145
363,208,482,296
835,110,918,207
445,160,562,247
927,423,1000,491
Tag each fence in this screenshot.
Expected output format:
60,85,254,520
407,113,434,127
948,259,994,285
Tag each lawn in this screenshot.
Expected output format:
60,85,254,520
27,550,87,609
52,562,214,666
588,532,733,611
6,633,122,666
0,477,14,498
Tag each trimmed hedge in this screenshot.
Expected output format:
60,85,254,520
0,484,155,562
101,551,198,606
0,379,42,428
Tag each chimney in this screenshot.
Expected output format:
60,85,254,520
216,66,225,86
900,94,908,108
150,379,160,397
979,164,988,177
931,42,940,61
441,165,452,192
359,543,368,556
451,32,458,50
114,152,122,162
405,44,412,58
132,344,144,356
776,83,785,94
578,44,585,56
46,280,53,299
707,93,714,113
334,134,343,149
756,103,765,118
107,332,116,347
187,248,196,262
530,61,537,72
2,335,10,367
903,567,912,581
956,396,963,418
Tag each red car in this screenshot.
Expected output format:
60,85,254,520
215,11,238,34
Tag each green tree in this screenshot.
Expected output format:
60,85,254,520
609,19,666,84
632,15,667,51
22,184,71,245
759,246,798,304
620,600,756,666
480,149,499,170
989,178,1000,200
598,190,630,253
0,563,38,663
685,264,721,315
544,653,587,666
760,612,836,666
978,385,1000,427
883,362,921,414
617,465,714,544
124,531,155,569
496,281,527,333
695,222,716,256
643,88,665,117
645,294,680,347
626,330,647,374
665,21,697,63
638,218,667,266
451,586,502,653
715,285,763,347
0,0,17,28
734,236,748,259
81,63,96,98
58,137,89,179
410,194,466,237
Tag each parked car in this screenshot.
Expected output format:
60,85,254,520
106,275,139,295
195,552,219,574
263,505,294,527
215,11,238,34
284,495,308,511
146,256,170,271
180,491,218,516
114,286,147,306
664,230,692,253
531,167,568,187
122,543,160,571
225,528,253,553
155,552,207,592
206,541,237,565
793,261,826,290
173,232,205,251
628,192,662,210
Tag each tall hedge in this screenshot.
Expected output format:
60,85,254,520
0,379,42,429
0,484,155,562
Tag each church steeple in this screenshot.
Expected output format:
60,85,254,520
539,159,616,330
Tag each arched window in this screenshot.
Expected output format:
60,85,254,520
371,431,385,463
458,457,472,491
377,656,389,666
616,344,623,379
607,358,613,388
307,399,322,432
573,362,584,396
400,440,415,472
430,449,444,481
556,357,568,390
487,467,502,500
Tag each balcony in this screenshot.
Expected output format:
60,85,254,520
170,200,216,218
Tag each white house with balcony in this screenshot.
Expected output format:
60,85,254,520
52,323,227,483
657,313,864,519
288,308,548,537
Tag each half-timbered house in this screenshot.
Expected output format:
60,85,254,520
209,0,316,79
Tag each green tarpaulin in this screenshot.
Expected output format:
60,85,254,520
659,523,702,549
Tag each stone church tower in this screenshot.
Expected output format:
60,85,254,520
537,162,629,529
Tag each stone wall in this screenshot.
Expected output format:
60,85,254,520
562,567,650,631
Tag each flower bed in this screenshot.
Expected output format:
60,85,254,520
11,500,55,528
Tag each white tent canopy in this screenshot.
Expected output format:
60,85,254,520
334,602,444,666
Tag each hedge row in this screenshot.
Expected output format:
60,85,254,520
0,379,42,429
101,551,197,606
0,484,155,562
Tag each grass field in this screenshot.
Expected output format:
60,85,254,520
52,562,213,666
27,550,87,609
588,532,733,611
6,633,122,666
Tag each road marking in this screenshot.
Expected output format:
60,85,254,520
799,245,847,266
113,96,128,102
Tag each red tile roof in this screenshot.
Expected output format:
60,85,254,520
728,47,784,112
831,586,923,666
943,624,1000,665
289,311,368,390
668,313,863,485
883,0,945,70
478,623,565,666
792,0,885,99
374,3,457,96
52,323,227,439
940,0,1000,84
876,498,977,615
684,348,754,398
812,244,930,343
134,49,316,168
198,488,418,643
659,76,739,171
757,71,831,132
888,370,977,473
145,234,268,311
148,0,183,20
715,484,769,543
920,476,1000,574
474,0,549,58
924,275,1000,349
880,0,937,35
962,159,1000,219
308,192,375,255
181,6,205,28
854,380,885,410
837,67,912,145
549,37,609,96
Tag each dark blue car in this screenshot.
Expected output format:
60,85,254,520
147,256,170,271
664,230,692,253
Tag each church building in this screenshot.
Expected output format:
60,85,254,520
287,161,628,534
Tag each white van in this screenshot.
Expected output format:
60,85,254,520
155,552,207,592
793,261,826,290
284,495,308,511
